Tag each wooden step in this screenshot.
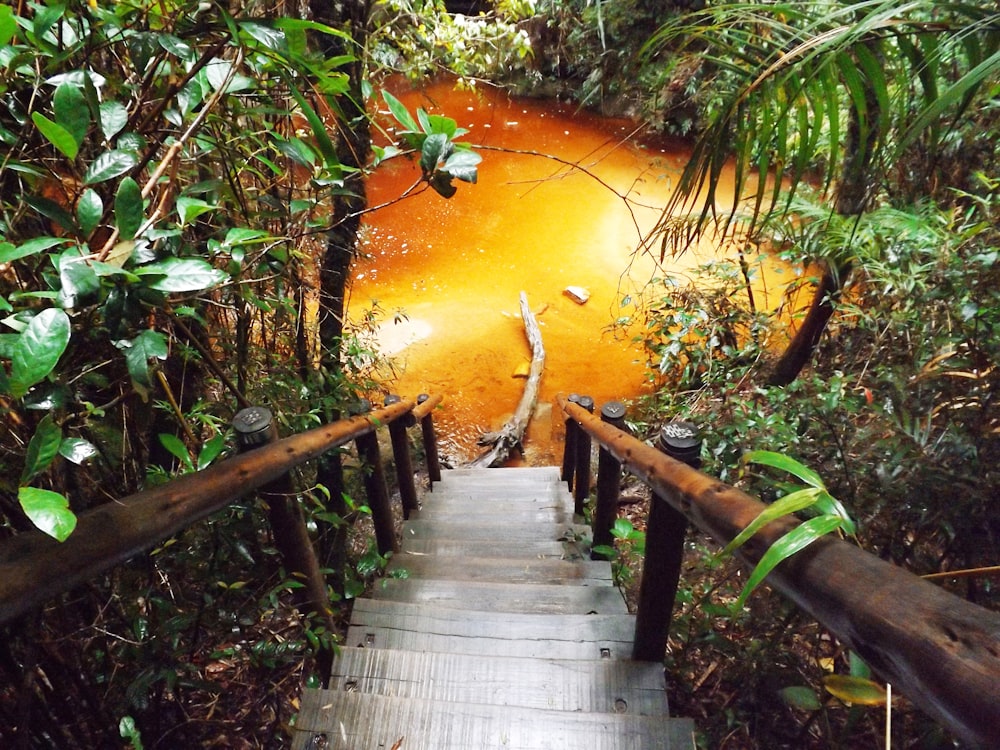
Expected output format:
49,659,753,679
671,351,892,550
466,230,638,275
291,690,695,750
346,599,637,660
436,466,563,484
326,647,669,715
402,519,591,543
387,553,613,585
399,537,589,559
371,578,628,615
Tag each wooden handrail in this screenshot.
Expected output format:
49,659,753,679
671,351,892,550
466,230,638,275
558,395,1000,747
0,397,433,626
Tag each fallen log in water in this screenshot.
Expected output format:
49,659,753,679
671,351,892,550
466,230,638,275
470,292,545,467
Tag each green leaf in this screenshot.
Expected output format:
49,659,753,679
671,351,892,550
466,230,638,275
84,150,138,185
420,133,451,177
736,515,845,608
76,188,103,236
241,21,287,54
0,4,17,46
59,437,99,465
611,517,634,540
58,250,100,306
744,450,826,489
19,487,77,542
99,101,129,140
721,487,823,557
382,90,420,133
53,81,89,147
285,78,339,168
158,433,194,472
9,308,72,398
779,685,823,711
32,112,78,159
197,433,226,470
22,414,63,483
823,674,886,706
175,196,217,226
24,195,79,235
115,177,144,239
134,258,227,293
0,236,72,264
443,148,481,184
117,329,168,387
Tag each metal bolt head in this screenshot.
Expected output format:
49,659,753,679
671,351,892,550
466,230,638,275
658,420,702,466
232,406,275,447
601,400,626,422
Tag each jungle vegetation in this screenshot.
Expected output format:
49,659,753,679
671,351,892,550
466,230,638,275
1,0,998,747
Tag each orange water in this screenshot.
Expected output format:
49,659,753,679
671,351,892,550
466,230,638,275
349,81,788,465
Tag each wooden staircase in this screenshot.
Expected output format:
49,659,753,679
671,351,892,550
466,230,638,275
291,466,695,749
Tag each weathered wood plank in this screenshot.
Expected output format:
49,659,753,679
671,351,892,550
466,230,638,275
292,691,695,750
409,506,578,525
327,647,669,715
399,538,589,559
371,578,628,615
402,519,591,543
347,599,636,660
386,553,613,585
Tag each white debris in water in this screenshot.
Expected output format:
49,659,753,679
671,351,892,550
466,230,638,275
563,286,591,305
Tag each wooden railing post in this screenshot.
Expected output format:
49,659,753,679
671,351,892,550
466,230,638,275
592,401,626,560
351,400,398,557
633,420,702,662
416,393,442,487
572,395,595,515
232,406,335,631
561,393,581,489
384,394,419,519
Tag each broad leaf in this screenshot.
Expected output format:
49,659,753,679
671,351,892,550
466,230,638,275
9,308,71,398
0,4,16,46
59,437,99,465
134,258,227,292
19,487,77,542
84,150,138,185
117,329,167,387
241,21,288,54
24,195,79,235
32,112,78,159
420,133,451,177
158,433,194,472
0,236,71,264
823,674,887,706
99,101,129,140
22,414,62,483
115,177,144,239
443,149,481,184
76,188,103,236
779,685,823,711
175,197,217,226
382,90,420,133
197,433,226,470
53,81,89,147
721,487,823,557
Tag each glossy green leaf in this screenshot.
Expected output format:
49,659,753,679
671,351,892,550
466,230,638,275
22,414,63,483
744,450,826,489
9,308,71,398
823,674,887,706
76,188,103,236
53,82,89,147
175,197,217,226
134,258,227,293
736,515,845,608
420,133,450,177
241,21,287,54
32,112,78,159
59,437,99,465
382,90,420,133
722,487,823,557
117,329,167,387
115,177,144,239
99,101,129,140
0,236,71,264
197,433,226,470
158,433,194,472
779,685,823,711
58,250,100,306
19,487,77,542
84,150,138,185
443,149,481,184
24,195,79,235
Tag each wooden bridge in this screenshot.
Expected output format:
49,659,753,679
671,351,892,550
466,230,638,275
292,466,694,748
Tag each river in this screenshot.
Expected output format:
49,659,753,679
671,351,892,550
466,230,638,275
349,80,786,465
